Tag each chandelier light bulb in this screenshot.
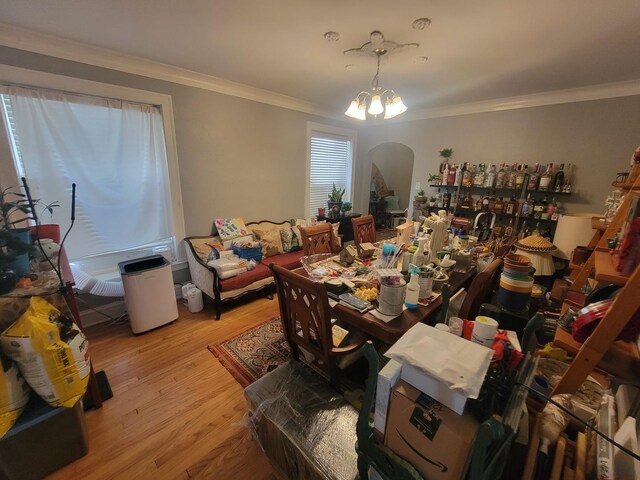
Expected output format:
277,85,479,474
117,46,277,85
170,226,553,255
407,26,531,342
344,99,362,119
368,94,384,116
392,95,408,115
355,100,367,120
384,97,397,119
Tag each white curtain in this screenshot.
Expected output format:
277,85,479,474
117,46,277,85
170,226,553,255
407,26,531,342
4,86,173,260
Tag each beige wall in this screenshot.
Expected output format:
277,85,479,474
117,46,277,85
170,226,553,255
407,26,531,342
0,46,354,237
355,96,640,217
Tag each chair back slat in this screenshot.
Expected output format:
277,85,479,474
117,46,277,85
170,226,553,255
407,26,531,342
352,215,377,247
300,223,336,255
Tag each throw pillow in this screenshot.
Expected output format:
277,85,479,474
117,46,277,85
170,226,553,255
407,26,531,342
191,237,223,262
214,218,250,241
253,228,284,258
280,228,294,253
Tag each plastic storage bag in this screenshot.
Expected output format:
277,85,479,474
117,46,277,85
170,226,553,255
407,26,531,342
0,297,89,408
0,352,30,438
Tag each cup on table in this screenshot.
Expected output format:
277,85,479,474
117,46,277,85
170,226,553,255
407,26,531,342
447,316,464,336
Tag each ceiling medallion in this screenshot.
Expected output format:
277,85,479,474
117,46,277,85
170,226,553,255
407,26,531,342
323,31,340,42
412,18,432,30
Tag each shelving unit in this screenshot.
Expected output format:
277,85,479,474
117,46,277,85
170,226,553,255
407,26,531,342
551,164,640,395
419,180,570,240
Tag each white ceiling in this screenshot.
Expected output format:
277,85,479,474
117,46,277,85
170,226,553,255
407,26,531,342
1,0,639,116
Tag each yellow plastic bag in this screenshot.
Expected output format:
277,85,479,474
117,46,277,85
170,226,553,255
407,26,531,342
0,352,30,438
1,297,89,408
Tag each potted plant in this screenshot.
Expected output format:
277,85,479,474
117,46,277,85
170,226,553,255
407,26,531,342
439,148,453,160
0,185,35,287
415,189,426,202
428,173,439,184
327,183,345,218
31,200,61,243
429,196,437,207
342,201,352,216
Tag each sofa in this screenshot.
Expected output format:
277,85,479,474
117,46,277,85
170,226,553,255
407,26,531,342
184,219,305,319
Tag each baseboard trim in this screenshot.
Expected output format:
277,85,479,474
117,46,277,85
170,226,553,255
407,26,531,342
79,284,183,328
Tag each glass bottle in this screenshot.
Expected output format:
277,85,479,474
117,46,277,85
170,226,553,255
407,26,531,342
562,163,573,193
527,163,540,190
546,197,556,218
454,163,463,186
484,164,496,188
542,226,553,240
553,164,565,192
533,196,545,219
495,164,505,188
507,163,518,188
474,163,485,187
494,196,505,214
448,164,457,186
505,196,518,216
551,201,562,221
442,163,450,186
504,218,514,237
533,222,541,236
488,191,497,212
539,163,553,191
462,163,473,188
520,193,532,217
515,164,526,190
482,194,490,211
540,195,550,220
518,221,528,240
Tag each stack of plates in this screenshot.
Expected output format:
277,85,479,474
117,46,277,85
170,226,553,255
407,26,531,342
499,253,533,310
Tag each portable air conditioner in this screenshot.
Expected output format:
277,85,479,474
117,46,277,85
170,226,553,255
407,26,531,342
118,255,178,334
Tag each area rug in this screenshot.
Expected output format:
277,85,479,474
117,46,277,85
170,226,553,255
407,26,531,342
208,318,291,387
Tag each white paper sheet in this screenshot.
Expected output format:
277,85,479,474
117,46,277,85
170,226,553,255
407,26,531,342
385,323,493,398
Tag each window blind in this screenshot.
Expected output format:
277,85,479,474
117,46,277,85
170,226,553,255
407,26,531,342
309,135,352,217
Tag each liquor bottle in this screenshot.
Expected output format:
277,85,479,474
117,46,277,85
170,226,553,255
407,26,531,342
496,163,507,188
454,163,463,186
507,163,518,188
527,163,540,190
539,195,550,220
505,196,518,216
488,191,497,212
462,163,473,188
520,193,532,217
448,164,457,186
495,196,505,214
443,192,451,210
515,164,526,190
546,197,556,218
553,164,565,192
450,193,458,210
436,192,444,208
474,164,485,187
504,218,514,237
551,201,563,222
482,194,490,211
518,221,528,240
533,197,544,219
484,164,496,188
460,192,472,209
538,163,553,191
562,163,573,193
442,163,450,186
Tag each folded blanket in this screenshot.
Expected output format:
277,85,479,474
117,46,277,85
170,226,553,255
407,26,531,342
217,267,248,279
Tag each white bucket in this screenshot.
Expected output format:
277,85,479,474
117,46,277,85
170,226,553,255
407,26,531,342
181,283,195,300
187,287,204,313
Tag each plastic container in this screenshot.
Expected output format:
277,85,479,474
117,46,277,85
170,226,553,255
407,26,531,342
187,287,204,313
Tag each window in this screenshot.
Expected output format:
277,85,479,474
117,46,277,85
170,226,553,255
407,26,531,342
307,123,355,217
0,76,184,273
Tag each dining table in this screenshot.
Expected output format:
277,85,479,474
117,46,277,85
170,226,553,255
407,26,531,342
295,265,476,345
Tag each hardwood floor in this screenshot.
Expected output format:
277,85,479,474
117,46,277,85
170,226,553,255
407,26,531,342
48,295,280,480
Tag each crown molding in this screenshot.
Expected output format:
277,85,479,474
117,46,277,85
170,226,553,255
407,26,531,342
2,23,639,124
389,79,640,123
0,23,335,118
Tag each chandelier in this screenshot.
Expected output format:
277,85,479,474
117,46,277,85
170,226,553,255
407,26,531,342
344,35,409,120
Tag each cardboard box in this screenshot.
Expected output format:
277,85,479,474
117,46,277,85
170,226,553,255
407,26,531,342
374,358,402,438
385,380,479,480
400,363,468,414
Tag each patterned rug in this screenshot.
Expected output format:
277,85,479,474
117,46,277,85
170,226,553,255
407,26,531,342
208,318,291,387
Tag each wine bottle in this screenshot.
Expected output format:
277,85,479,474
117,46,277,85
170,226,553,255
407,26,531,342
553,163,565,192
484,164,496,188
448,164,457,186
540,195,550,220
495,196,505,214
496,163,507,188
539,163,552,191
527,163,540,190
442,163,450,186
515,164,526,190
474,163,486,187
507,163,518,188
462,163,473,188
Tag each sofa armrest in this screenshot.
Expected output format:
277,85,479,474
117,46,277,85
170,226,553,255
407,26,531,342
184,237,220,301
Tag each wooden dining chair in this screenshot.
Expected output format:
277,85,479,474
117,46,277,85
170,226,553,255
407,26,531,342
458,257,503,320
299,223,338,255
269,264,366,387
351,215,376,247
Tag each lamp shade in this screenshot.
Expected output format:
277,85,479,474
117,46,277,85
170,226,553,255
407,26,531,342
553,213,599,260
368,95,384,115
392,95,407,115
344,100,361,119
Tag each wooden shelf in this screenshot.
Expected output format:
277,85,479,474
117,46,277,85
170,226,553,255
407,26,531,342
554,328,640,383
594,248,629,285
591,217,608,231
612,181,640,191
